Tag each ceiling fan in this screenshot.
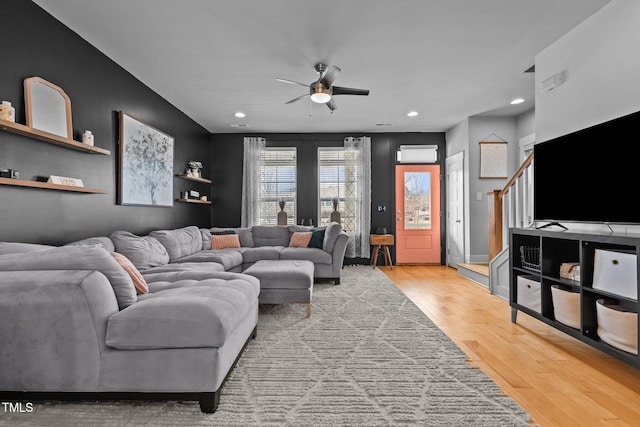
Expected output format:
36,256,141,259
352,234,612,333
276,63,369,111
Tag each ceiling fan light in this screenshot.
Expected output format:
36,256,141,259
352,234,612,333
310,81,331,103
311,92,331,103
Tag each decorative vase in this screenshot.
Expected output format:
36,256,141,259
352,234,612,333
0,101,15,122
82,130,94,146
330,198,341,224
277,200,287,226
190,168,201,178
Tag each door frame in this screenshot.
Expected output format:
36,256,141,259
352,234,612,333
393,163,444,265
445,151,465,268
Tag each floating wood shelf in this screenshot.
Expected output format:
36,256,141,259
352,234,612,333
0,177,108,193
177,198,212,205
176,174,212,184
0,119,110,155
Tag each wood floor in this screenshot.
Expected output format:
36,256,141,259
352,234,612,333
382,265,640,427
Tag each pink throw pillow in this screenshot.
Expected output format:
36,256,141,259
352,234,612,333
289,232,312,248
113,252,149,295
212,234,241,249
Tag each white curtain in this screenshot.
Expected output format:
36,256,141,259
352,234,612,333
241,137,266,227
343,136,371,258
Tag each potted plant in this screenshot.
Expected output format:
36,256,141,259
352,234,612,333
187,161,203,178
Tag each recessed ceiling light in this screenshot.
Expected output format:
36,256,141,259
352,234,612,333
407,111,418,117
510,98,525,105
234,112,246,118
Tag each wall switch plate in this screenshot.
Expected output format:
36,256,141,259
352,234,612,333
377,205,386,212
476,192,483,201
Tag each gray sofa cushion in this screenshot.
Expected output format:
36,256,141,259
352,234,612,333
200,228,212,249
174,249,244,271
252,226,290,247
0,245,137,309
241,246,284,264
110,231,170,270
106,278,258,349
146,271,260,294
150,226,202,262
66,236,116,253
280,247,332,264
141,262,225,283
236,228,255,247
323,222,343,252
288,225,313,233
0,242,54,255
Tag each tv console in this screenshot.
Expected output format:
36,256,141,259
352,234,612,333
510,227,639,369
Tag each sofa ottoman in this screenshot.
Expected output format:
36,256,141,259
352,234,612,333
243,260,314,317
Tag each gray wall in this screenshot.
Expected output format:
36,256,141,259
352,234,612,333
445,116,520,264
0,0,211,244
535,0,640,143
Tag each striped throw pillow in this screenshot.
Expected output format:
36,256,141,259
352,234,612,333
211,234,241,249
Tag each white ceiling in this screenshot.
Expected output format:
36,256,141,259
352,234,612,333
33,0,611,134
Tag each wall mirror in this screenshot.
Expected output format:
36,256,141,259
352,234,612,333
24,76,73,140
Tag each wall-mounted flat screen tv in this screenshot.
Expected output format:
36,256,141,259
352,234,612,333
534,109,640,225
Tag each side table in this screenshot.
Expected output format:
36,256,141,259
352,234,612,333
370,234,394,269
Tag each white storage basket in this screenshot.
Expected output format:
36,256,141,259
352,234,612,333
551,285,580,329
517,276,541,313
593,249,637,300
596,299,638,355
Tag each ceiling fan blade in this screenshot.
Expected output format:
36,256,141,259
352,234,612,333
320,65,341,87
332,86,369,96
285,94,310,104
276,78,310,88
326,98,337,111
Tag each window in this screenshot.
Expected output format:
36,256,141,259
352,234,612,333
258,148,296,225
318,148,357,232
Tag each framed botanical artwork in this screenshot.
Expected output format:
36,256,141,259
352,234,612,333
118,112,174,206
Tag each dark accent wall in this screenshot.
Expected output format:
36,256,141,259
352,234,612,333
210,132,446,264
0,0,211,244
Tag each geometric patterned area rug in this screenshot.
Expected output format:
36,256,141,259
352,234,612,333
0,266,531,427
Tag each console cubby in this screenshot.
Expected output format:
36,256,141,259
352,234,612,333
510,228,640,368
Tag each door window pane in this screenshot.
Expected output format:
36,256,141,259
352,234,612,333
404,171,431,230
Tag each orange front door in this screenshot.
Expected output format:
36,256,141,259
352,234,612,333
395,164,441,264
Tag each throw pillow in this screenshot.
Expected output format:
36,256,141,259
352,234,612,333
308,228,325,249
289,231,312,248
113,252,149,295
211,234,241,249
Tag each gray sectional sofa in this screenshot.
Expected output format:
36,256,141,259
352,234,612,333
0,222,348,413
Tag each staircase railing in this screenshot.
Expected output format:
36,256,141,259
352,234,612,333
488,152,534,261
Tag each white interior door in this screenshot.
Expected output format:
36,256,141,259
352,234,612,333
446,152,464,268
